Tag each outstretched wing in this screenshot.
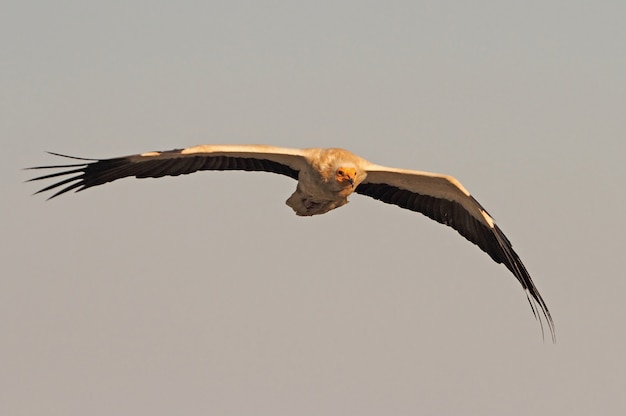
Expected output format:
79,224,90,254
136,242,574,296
356,164,555,341
27,144,308,199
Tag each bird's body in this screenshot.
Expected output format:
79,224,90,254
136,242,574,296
28,144,555,340
284,147,366,215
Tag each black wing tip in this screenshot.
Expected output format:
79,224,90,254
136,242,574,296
25,152,94,199
492,225,555,343
526,291,556,344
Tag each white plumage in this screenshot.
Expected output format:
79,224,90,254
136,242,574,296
28,144,555,340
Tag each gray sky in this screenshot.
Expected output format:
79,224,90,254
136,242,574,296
2,1,625,414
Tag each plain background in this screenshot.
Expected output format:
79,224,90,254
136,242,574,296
2,1,625,414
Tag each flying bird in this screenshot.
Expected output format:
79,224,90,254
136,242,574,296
27,144,554,340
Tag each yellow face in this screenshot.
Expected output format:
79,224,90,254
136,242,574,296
335,166,357,187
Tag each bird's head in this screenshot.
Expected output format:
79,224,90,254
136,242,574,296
335,166,357,188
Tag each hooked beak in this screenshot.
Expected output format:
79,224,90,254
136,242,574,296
336,167,357,188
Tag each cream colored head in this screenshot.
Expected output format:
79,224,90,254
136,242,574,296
335,166,357,187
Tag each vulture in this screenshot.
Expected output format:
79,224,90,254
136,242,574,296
27,144,555,341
